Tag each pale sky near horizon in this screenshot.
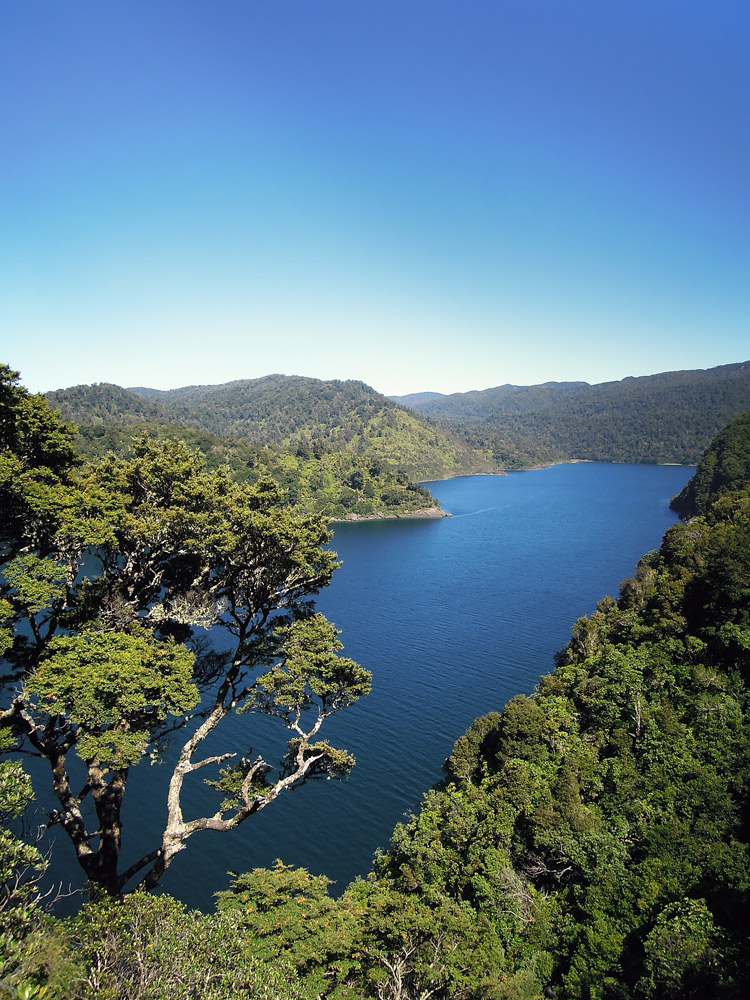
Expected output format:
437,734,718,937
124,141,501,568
1,1,748,397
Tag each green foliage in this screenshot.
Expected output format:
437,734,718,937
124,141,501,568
399,362,750,467
638,898,720,999
70,892,304,1000
66,417,447,521
0,917,77,1000
1,365,78,476
27,630,198,767
671,410,750,518
250,614,372,719
75,419,264,481
1,733,77,1000
252,448,444,520
1,367,80,568
443,711,503,784
217,862,504,1000
346,878,505,1000
0,751,46,936
216,861,358,997
2,370,369,898
3,555,68,618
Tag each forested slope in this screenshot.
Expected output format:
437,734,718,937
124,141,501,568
395,362,750,466
671,410,750,518
127,374,488,480
44,377,493,519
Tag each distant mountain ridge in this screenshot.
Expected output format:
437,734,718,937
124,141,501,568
45,363,750,483
389,390,447,407
391,380,589,409
123,374,487,480
44,374,496,519
392,362,750,466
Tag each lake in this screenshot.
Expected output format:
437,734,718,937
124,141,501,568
39,462,694,910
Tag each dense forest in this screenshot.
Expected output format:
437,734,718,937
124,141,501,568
45,378,493,520
46,376,490,480
394,362,750,467
670,411,750,519
44,363,750,518
3,363,750,998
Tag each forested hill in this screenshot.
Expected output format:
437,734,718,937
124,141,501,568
44,375,496,519
393,362,750,466
130,374,491,479
47,375,490,482
670,410,750,519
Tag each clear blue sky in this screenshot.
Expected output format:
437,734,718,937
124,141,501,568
1,1,748,396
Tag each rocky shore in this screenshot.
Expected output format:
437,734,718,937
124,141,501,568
333,505,449,523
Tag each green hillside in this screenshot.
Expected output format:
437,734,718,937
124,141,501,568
671,410,750,519
44,377,492,519
126,374,489,480
395,362,750,466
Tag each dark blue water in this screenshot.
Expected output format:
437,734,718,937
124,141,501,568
36,463,693,910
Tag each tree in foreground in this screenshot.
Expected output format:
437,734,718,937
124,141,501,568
0,364,371,897
70,892,305,1000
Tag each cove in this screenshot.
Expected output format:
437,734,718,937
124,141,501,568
42,462,694,910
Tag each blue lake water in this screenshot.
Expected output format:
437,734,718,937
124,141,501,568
38,462,694,910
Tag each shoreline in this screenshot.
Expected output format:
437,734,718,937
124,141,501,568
423,458,696,480
330,505,449,524
330,460,696,524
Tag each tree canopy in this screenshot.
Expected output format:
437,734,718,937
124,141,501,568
670,410,750,518
1,366,370,898
398,362,750,467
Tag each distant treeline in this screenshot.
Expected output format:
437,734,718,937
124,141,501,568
44,362,750,518
394,361,750,467
45,376,495,519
